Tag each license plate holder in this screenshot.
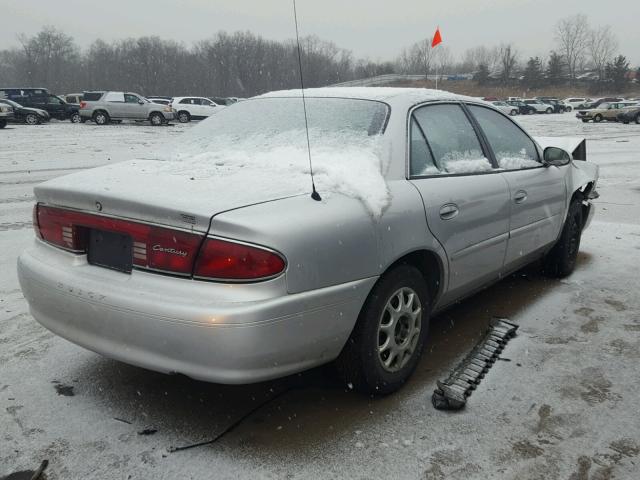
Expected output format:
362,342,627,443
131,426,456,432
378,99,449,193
87,229,133,273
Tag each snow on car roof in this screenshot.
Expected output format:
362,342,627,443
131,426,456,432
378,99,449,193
258,87,477,103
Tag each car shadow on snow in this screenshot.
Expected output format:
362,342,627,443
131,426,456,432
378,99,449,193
70,254,592,455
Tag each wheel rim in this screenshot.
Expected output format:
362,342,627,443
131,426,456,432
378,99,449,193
71,114,80,123
26,114,37,125
151,115,161,125
179,113,188,122
96,114,106,124
595,115,602,122
378,287,422,373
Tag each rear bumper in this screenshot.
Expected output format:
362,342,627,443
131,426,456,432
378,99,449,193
18,239,376,383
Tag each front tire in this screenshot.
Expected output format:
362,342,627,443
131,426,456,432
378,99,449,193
546,107,553,114
543,199,583,278
149,112,164,126
510,109,518,116
565,106,572,112
336,265,430,395
593,114,603,123
635,113,640,125
70,113,81,123
0,119,6,129
25,113,39,125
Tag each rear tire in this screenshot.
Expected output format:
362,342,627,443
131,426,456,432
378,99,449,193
594,114,603,123
93,111,110,125
0,119,6,129
70,113,81,123
149,112,164,126
510,109,518,116
543,199,583,278
565,106,572,112
177,111,191,123
546,107,553,114
635,113,640,125
25,113,39,125
336,264,430,395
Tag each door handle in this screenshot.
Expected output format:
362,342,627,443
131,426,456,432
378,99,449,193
439,203,459,220
514,190,528,204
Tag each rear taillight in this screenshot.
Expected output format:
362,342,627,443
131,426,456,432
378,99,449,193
194,238,286,281
79,101,86,109
34,205,202,275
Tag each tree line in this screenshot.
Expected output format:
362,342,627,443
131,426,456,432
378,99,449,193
0,13,637,97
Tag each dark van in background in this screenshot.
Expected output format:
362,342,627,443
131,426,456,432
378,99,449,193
0,87,81,122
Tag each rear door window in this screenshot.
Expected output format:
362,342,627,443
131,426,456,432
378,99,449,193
124,94,140,103
467,105,540,170
412,103,492,174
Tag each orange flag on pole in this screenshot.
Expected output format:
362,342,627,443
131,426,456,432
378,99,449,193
431,27,442,48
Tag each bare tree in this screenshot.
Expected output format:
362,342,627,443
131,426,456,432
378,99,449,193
589,25,618,80
555,14,590,81
498,44,519,84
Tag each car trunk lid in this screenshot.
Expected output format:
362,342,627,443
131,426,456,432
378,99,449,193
34,159,308,233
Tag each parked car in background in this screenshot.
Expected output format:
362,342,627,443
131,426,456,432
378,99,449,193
146,97,172,105
506,100,536,115
62,93,83,104
80,91,175,125
580,97,625,110
0,99,50,125
617,105,640,124
1,88,80,122
18,88,598,395
170,96,223,123
576,101,638,122
209,96,240,106
536,97,568,113
0,102,13,128
524,99,554,114
491,101,518,116
563,97,592,111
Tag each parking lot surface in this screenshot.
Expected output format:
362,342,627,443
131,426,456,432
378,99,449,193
1,116,639,479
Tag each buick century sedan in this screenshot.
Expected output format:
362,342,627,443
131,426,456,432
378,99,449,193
18,88,599,394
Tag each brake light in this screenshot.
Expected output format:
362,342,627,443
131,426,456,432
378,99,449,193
194,238,286,281
79,101,86,109
34,205,202,275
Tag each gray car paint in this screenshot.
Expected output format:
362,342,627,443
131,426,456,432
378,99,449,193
17,87,599,383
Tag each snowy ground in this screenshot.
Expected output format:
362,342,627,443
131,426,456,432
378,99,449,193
1,115,640,480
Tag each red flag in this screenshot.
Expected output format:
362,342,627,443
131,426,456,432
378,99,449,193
431,27,442,48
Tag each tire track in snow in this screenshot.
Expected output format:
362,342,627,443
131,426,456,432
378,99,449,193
0,221,33,231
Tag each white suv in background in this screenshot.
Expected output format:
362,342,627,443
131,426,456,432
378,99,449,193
563,97,592,110
523,99,554,114
170,97,223,123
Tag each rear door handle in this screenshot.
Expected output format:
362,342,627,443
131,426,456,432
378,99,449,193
439,203,459,220
514,190,528,204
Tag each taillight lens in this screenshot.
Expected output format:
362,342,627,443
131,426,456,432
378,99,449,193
79,101,86,109
34,205,202,275
194,238,286,281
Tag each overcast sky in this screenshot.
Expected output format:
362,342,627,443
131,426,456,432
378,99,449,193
2,0,639,64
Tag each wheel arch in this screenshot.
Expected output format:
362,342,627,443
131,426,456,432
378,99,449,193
379,249,445,308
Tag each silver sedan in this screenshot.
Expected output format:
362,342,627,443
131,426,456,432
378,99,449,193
17,88,599,394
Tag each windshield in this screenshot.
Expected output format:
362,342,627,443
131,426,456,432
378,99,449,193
1,99,21,108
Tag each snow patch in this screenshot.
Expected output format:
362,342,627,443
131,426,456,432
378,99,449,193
440,150,493,173
164,128,390,219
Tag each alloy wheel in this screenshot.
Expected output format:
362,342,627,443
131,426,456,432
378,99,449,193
378,287,422,373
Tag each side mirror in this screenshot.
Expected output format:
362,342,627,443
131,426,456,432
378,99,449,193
543,147,571,167
138,100,144,105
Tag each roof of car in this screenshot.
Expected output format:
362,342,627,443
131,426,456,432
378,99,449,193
258,87,478,103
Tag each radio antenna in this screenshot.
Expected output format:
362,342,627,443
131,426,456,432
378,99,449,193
292,0,321,201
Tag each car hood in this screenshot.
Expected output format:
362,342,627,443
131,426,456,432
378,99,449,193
34,159,309,232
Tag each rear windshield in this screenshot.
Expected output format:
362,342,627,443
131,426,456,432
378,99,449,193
175,96,389,155
83,92,103,101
